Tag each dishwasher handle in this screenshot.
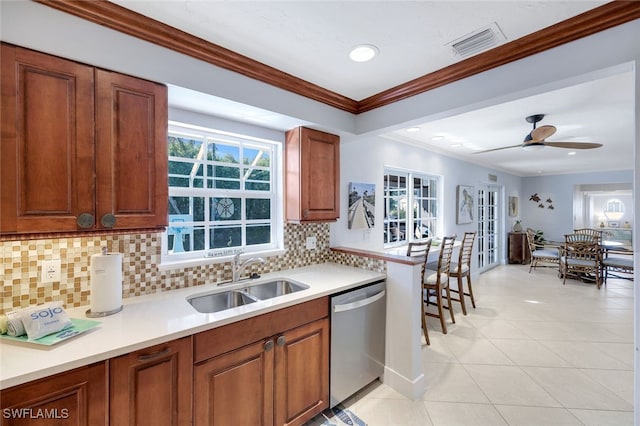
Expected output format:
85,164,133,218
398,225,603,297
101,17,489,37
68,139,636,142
333,289,385,313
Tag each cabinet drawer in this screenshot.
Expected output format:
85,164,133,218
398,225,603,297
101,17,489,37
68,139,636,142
195,297,328,363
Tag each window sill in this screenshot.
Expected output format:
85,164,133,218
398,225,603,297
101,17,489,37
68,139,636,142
158,248,286,272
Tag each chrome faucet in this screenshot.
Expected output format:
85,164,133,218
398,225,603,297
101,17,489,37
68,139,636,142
231,252,266,282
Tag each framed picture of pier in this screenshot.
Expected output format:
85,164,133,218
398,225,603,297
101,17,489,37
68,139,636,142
348,182,375,229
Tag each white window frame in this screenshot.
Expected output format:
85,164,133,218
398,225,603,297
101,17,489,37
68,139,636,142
383,167,442,249
161,121,283,268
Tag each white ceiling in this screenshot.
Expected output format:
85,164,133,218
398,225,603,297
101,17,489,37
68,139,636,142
113,1,633,177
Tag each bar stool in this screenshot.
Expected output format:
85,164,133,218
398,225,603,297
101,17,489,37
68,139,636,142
406,239,432,345
449,232,477,315
423,236,456,334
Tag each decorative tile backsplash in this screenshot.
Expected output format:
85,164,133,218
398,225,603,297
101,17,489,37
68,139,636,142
0,223,385,314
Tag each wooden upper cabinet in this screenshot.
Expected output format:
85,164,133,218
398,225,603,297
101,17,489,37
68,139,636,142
0,43,168,236
95,70,168,230
285,127,340,222
0,44,95,234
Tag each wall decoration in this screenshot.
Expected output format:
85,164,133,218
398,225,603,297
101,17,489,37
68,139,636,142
529,193,541,202
348,182,375,229
608,221,620,228
456,185,474,224
508,196,518,217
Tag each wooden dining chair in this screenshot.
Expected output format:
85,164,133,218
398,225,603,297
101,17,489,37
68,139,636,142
423,236,456,335
560,233,602,288
449,232,477,315
525,229,560,273
573,228,603,243
406,239,432,345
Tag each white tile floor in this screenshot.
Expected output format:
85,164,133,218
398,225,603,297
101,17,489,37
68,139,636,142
310,264,634,426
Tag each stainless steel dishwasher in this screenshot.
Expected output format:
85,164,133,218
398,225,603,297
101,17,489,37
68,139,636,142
330,279,386,407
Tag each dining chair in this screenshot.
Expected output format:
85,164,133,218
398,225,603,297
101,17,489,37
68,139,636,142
423,236,456,335
560,233,602,288
448,231,477,315
573,228,603,243
406,239,432,345
525,229,560,273
601,248,634,285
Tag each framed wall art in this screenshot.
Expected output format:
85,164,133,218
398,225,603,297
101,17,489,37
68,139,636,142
508,196,519,217
456,185,474,224
348,182,375,229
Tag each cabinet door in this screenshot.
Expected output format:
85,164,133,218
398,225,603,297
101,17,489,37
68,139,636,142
109,336,192,426
0,44,95,235
285,127,340,222
0,362,107,426
95,69,168,230
274,318,329,426
194,339,275,426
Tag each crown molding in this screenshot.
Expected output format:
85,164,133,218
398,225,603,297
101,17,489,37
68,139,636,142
35,0,640,115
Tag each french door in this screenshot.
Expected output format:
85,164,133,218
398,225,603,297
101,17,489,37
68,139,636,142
477,186,501,270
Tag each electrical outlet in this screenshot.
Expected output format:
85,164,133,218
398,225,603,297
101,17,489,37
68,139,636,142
306,236,317,250
41,259,61,283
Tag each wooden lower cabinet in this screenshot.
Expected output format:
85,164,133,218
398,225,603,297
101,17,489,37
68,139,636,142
194,298,330,426
274,318,329,426
508,232,530,264
109,336,193,426
0,362,107,426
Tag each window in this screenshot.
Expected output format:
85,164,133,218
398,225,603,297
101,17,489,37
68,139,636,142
162,122,282,263
383,168,441,247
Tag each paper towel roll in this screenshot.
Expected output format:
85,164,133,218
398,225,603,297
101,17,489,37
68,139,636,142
89,250,123,316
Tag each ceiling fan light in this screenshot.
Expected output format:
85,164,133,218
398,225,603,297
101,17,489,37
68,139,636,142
522,143,545,152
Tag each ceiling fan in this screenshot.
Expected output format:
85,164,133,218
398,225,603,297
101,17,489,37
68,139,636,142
474,114,603,154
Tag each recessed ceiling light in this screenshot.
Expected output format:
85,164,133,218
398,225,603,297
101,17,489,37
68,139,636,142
450,143,462,148
431,135,445,141
349,44,379,62
568,151,577,156
406,127,420,133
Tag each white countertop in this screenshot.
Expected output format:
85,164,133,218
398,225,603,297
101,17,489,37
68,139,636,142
0,263,385,390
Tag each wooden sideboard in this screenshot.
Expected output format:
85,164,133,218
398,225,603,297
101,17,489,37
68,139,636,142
508,232,531,264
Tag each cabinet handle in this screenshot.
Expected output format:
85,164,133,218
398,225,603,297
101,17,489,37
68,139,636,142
137,348,171,362
77,213,95,228
101,213,116,228
276,336,286,346
303,210,309,218
264,340,274,352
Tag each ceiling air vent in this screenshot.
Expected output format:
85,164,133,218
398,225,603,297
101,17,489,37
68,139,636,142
447,22,506,58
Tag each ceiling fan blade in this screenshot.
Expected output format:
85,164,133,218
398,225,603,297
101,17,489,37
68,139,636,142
543,141,603,149
531,125,556,141
473,144,523,154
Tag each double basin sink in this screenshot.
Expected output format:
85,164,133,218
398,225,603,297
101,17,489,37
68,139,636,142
187,279,309,314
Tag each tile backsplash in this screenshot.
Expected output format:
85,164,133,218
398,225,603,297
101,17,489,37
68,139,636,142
1,223,385,314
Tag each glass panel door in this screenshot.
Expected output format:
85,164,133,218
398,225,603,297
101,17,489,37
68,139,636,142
477,186,501,270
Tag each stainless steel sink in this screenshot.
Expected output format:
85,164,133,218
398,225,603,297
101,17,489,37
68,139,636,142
244,280,309,299
186,279,309,314
187,290,259,313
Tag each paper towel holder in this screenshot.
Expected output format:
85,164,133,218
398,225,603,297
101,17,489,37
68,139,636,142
86,246,124,318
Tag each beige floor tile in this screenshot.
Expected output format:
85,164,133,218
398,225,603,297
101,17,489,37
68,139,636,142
424,401,507,426
521,366,633,410
466,319,532,339
422,336,459,364
580,369,634,405
349,398,433,426
463,364,560,407
568,408,634,426
422,362,490,404
539,341,632,370
495,405,583,425
443,337,514,365
489,339,571,367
